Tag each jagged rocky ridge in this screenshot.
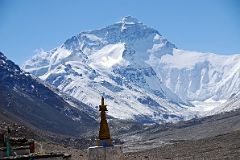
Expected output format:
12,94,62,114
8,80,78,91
0,52,98,136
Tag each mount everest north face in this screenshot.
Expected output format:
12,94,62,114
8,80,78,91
23,16,240,123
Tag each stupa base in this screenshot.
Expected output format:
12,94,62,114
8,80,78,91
88,145,124,160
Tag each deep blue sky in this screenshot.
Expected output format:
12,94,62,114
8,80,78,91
0,0,239,65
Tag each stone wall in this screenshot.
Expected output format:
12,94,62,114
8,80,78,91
0,153,71,160
88,145,124,160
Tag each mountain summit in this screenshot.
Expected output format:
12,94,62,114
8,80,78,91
23,17,240,122
119,16,141,24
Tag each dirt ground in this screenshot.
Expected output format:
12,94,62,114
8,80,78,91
125,130,240,160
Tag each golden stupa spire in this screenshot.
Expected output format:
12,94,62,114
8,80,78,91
96,97,112,146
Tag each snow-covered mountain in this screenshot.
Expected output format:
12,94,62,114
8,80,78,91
22,16,240,122
157,49,240,116
157,49,240,101
23,16,194,123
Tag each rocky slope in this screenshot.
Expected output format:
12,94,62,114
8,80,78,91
120,108,240,153
0,52,98,136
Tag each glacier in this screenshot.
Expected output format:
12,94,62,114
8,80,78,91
22,16,240,122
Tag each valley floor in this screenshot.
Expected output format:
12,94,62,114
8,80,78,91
1,108,240,160
125,130,240,160
38,130,240,160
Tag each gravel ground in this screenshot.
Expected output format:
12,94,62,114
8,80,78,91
125,130,240,160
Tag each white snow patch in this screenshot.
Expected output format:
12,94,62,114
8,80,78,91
50,48,71,65
160,49,229,69
189,99,227,116
153,34,161,41
83,34,103,41
89,43,126,69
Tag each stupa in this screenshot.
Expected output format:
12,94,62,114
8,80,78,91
88,97,124,160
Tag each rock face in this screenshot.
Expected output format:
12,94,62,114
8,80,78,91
23,16,240,122
0,52,97,136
